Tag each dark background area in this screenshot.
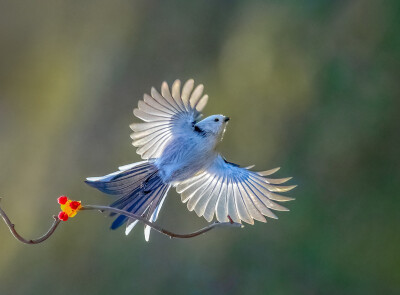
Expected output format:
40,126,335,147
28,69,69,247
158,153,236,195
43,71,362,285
0,1,399,294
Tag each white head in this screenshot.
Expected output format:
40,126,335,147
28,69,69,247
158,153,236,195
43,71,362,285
194,114,230,145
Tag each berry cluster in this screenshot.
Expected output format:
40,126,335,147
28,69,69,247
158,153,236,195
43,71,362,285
57,196,82,221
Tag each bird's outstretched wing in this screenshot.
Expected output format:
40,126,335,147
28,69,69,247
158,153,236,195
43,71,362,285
131,79,208,160
176,155,296,224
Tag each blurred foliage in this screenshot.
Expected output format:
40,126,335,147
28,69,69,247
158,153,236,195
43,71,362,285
0,0,399,294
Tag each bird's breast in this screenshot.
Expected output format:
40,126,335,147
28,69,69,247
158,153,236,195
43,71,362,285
156,135,216,183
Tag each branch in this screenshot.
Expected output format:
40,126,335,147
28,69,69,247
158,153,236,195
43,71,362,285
81,204,243,239
0,199,243,245
0,198,61,245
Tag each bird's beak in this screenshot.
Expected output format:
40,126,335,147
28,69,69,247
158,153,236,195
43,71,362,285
224,116,230,122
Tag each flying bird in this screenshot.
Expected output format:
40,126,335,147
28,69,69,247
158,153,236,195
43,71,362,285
86,79,296,241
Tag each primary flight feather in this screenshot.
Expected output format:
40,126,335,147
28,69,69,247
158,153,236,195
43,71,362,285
86,79,296,241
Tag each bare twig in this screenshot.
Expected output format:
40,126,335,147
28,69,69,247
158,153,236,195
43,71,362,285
0,198,61,245
0,198,243,245
82,205,243,239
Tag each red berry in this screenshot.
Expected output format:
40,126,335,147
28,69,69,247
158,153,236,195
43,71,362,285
58,196,68,205
69,201,81,210
58,211,69,221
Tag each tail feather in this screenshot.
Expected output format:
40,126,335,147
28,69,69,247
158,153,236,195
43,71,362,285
85,161,154,195
143,187,169,241
85,161,170,240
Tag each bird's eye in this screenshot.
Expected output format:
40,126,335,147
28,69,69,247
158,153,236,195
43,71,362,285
214,118,219,122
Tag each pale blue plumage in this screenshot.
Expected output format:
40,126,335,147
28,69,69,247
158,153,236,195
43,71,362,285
86,79,296,241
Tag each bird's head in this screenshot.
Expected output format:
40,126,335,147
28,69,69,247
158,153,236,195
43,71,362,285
195,114,230,144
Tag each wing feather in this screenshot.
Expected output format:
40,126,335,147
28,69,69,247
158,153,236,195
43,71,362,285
204,175,226,222
132,128,168,147
172,80,186,111
180,178,207,203
133,109,168,122
226,179,240,223
131,80,208,159
152,87,178,112
130,122,169,132
161,82,183,112
176,171,206,194
175,155,295,224
140,133,172,160
243,179,278,219
233,183,254,224
248,175,295,202
215,177,229,222
143,94,175,115
265,177,292,184
194,176,221,217
195,95,208,112
187,175,214,211
190,84,204,108
181,79,194,110
237,180,266,223
138,101,171,117
258,167,280,176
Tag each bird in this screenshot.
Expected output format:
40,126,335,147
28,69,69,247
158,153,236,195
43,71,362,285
85,79,296,241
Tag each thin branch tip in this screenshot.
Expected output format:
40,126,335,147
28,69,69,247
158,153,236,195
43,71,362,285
0,203,61,245
1,200,242,245
83,204,242,239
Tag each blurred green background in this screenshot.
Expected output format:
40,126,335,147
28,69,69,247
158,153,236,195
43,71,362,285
0,1,399,294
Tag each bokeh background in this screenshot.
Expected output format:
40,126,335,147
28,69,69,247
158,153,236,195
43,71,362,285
0,1,399,294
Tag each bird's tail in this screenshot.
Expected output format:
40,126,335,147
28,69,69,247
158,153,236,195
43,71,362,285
85,161,170,241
